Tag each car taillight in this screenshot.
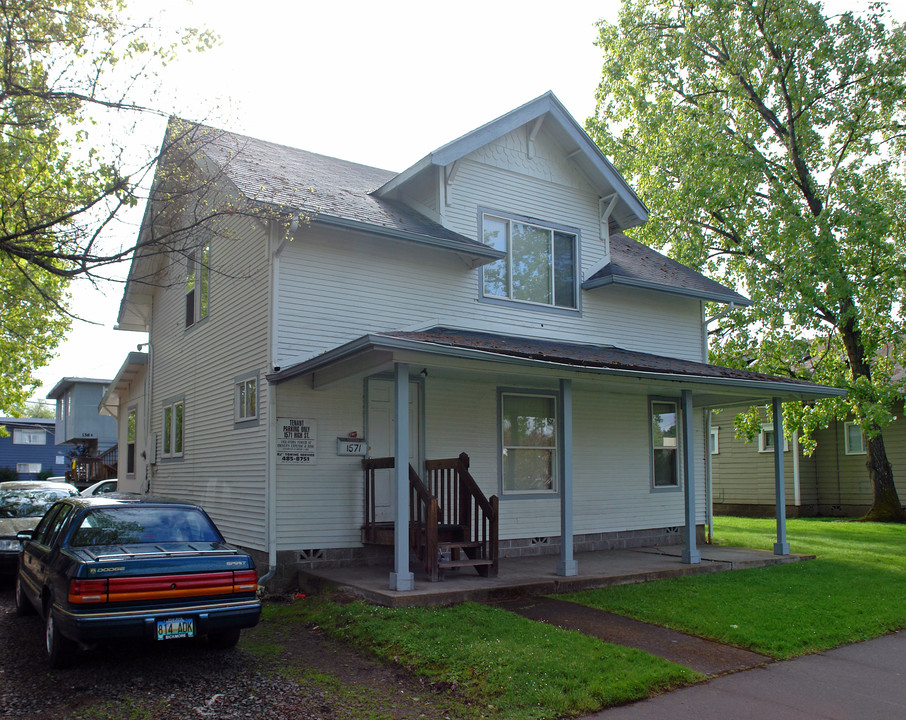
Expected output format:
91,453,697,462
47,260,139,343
69,578,108,604
232,569,258,593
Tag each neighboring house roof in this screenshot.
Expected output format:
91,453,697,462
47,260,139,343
0,417,56,428
267,326,844,406
46,378,111,400
584,233,751,307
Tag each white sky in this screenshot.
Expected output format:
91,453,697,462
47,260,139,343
27,0,900,403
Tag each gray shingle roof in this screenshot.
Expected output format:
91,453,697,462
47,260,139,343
183,123,489,251
584,232,750,306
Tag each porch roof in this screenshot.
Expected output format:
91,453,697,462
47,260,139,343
267,326,844,407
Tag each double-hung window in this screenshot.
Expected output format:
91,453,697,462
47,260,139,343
185,241,210,327
162,400,184,458
13,429,46,445
126,408,137,474
481,212,578,310
844,422,866,455
758,424,789,453
235,376,258,423
650,399,680,488
500,391,558,494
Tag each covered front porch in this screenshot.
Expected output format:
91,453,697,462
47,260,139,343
298,541,813,608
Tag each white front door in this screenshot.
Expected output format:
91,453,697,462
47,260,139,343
366,377,422,522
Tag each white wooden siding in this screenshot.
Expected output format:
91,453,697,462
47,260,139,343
147,200,271,551
273,370,706,549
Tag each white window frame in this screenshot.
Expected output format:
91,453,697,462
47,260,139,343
498,390,559,496
709,426,720,455
235,375,258,423
185,241,211,328
650,398,682,490
162,399,185,459
13,428,46,445
480,210,579,311
758,424,789,453
844,421,867,455
17,463,41,474
126,407,137,476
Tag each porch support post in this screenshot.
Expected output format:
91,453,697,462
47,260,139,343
681,389,701,564
557,379,577,576
773,397,790,556
390,362,414,591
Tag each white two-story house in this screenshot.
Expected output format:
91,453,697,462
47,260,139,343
107,93,841,591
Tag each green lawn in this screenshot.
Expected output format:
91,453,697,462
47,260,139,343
563,517,906,659
273,599,700,720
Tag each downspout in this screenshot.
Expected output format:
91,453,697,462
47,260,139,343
258,218,287,591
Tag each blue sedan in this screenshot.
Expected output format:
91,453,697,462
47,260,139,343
15,495,261,668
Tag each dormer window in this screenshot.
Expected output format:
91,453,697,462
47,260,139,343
480,211,578,310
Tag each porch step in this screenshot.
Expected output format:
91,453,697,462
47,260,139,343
439,541,483,550
439,558,494,569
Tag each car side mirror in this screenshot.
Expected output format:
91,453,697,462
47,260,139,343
16,530,34,542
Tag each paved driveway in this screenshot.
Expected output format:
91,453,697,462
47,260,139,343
585,630,906,719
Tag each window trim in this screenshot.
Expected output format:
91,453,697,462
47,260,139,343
478,208,581,314
16,462,42,474
185,240,211,329
234,372,260,428
844,421,867,455
758,424,789,453
649,396,682,491
161,398,185,460
497,388,561,498
13,428,47,445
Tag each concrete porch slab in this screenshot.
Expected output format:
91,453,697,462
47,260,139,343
299,545,814,608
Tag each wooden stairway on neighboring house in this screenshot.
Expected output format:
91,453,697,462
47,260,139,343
67,445,118,487
362,453,499,582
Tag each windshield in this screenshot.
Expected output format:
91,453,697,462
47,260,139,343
70,506,223,546
0,487,77,518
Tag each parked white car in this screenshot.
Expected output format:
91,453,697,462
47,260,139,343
80,479,118,497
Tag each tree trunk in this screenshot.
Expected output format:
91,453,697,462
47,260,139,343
860,432,906,522
838,309,905,522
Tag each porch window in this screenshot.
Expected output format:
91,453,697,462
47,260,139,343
709,426,719,455
162,400,184,458
481,212,578,310
500,391,557,494
758,424,789,453
650,399,680,488
185,241,210,327
844,422,866,455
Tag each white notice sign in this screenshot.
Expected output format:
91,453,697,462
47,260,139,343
277,418,317,465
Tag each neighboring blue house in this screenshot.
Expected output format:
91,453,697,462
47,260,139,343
0,417,71,480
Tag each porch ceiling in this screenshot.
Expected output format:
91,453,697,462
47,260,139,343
266,326,845,408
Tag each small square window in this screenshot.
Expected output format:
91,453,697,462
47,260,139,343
759,424,789,453
844,422,866,455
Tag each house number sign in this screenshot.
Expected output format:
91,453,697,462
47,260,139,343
277,418,317,464
337,437,367,456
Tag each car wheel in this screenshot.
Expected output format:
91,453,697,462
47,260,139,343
208,628,241,649
15,575,35,617
44,601,77,668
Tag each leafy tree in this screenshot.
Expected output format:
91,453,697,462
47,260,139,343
589,0,906,520
0,0,216,415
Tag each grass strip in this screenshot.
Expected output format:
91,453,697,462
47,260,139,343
563,517,906,659
268,599,701,719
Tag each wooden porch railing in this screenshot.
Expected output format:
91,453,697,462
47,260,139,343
362,453,499,581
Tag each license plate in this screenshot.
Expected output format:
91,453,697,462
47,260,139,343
156,617,195,641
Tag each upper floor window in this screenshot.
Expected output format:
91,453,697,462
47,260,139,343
162,400,184,458
13,429,46,445
185,241,210,327
844,422,866,455
481,212,578,310
650,399,680,489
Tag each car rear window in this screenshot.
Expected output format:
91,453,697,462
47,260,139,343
70,506,223,546
0,487,77,518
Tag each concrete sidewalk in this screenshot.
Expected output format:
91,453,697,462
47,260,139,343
585,630,906,719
